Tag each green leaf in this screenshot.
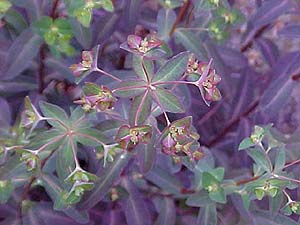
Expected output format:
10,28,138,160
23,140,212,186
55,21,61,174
136,134,156,173
209,167,225,182
132,56,154,81
274,148,286,172
247,148,271,173
238,137,255,150
33,16,52,36
154,88,184,113
113,80,147,98
254,188,265,200
74,8,92,27
102,0,114,12
201,172,219,189
56,138,76,180
74,128,109,146
209,187,226,203
152,52,189,82
39,101,69,130
0,180,14,203
129,91,152,126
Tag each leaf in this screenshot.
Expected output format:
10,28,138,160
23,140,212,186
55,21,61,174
39,101,69,130
69,18,92,49
0,180,14,203
154,198,176,225
252,210,299,225
56,138,76,180
247,148,271,173
250,0,292,28
152,52,189,82
44,57,75,82
132,56,154,81
274,148,286,172
145,166,183,195
2,29,43,80
196,204,217,225
239,137,255,150
154,88,184,113
121,178,151,225
259,53,300,118
40,174,90,224
186,191,214,207
174,29,207,60
74,128,109,146
79,153,131,209
279,25,300,38
113,80,147,98
136,134,156,173
129,90,152,126
157,8,176,41
4,8,28,34
256,38,279,67
209,187,226,204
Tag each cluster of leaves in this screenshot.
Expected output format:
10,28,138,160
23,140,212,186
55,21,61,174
1,0,300,225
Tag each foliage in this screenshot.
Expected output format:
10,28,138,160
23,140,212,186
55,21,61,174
0,0,300,224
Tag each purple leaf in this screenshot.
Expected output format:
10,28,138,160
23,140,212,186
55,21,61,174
79,153,131,209
121,178,151,225
279,25,300,38
250,0,293,28
2,29,43,80
154,197,176,225
256,38,280,67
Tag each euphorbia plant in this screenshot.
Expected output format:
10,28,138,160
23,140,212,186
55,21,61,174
1,0,300,224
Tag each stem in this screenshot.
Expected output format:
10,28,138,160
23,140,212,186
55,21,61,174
50,0,60,18
141,57,150,84
274,174,300,184
284,158,300,169
94,68,122,82
283,189,293,202
134,89,150,126
169,0,190,36
151,90,171,126
236,176,260,186
69,136,80,168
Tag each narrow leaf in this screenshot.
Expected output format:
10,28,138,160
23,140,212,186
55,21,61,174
154,88,184,113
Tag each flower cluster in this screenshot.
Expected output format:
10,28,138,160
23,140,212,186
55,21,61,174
160,117,203,162
120,32,164,58
19,150,38,171
74,82,116,112
186,54,222,104
70,51,94,77
64,168,98,204
116,125,152,151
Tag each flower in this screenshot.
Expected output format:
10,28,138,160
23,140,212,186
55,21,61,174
70,51,93,77
74,83,116,112
186,56,222,105
21,97,43,131
116,125,152,150
160,117,202,162
120,32,164,57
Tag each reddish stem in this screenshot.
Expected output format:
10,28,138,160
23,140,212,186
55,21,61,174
169,0,190,36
